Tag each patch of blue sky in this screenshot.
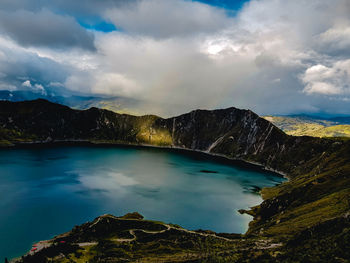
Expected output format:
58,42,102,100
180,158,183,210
194,0,250,15
79,20,117,33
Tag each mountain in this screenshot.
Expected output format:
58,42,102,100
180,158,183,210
1,100,349,262
6,90,350,137
328,116,350,124
0,90,143,115
263,115,350,138
0,99,341,175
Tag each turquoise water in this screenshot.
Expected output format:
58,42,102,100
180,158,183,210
0,146,285,259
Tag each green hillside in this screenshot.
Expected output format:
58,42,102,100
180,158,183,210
263,116,350,138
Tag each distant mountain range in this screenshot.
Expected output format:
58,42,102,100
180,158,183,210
0,90,143,115
263,115,350,138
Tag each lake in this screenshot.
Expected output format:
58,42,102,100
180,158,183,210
0,145,285,259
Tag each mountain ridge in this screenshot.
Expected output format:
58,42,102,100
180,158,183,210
0,99,327,176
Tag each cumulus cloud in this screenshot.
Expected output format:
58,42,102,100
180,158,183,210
21,80,32,88
0,9,95,50
302,60,350,95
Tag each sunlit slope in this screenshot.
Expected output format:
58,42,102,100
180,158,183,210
264,116,350,138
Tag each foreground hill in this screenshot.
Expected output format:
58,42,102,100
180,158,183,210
264,115,350,138
1,100,349,262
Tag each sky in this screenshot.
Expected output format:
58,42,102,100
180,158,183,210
0,0,349,116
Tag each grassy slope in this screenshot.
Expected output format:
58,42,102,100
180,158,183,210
251,137,350,230
263,116,350,138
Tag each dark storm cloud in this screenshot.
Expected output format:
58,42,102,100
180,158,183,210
0,0,136,19
0,39,71,94
0,9,95,50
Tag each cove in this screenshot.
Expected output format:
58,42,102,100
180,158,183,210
0,145,286,259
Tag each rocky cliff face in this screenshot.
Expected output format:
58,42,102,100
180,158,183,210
153,108,338,176
0,99,338,176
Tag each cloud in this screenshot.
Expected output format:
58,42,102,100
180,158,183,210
72,33,251,111
105,0,230,38
22,80,32,88
302,60,350,95
0,9,95,50
317,24,350,56
0,36,71,95
45,0,347,116
21,80,46,94
0,0,349,116
0,82,17,91
0,0,137,28
33,84,47,95
0,0,133,16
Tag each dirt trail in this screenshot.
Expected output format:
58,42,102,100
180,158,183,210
112,223,237,243
25,218,258,257
28,240,51,255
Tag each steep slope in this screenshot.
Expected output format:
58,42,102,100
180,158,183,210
161,109,336,176
1,99,349,262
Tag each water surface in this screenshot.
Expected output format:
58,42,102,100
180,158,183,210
0,145,285,258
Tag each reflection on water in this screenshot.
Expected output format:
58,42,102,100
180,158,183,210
0,146,285,259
